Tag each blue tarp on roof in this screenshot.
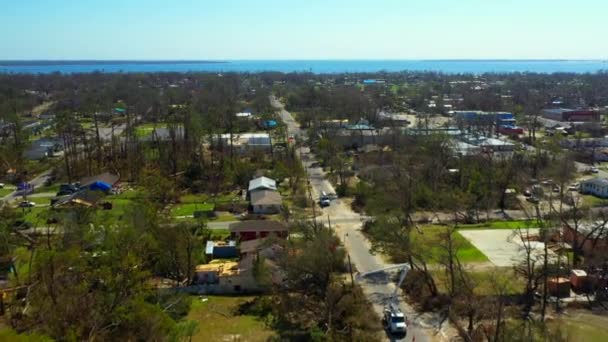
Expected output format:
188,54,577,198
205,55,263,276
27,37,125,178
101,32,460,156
263,120,278,129
89,181,112,192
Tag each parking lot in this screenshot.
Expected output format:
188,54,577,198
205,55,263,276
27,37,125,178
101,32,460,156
459,228,554,267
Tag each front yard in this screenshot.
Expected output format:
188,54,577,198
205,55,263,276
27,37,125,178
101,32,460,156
186,296,276,342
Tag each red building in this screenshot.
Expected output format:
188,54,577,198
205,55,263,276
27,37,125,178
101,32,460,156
229,220,288,241
562,224,608,258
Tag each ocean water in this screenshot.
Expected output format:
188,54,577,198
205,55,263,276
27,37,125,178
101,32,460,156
0,60,607,74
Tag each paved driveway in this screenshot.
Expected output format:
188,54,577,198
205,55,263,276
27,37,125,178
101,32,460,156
459,229,551,267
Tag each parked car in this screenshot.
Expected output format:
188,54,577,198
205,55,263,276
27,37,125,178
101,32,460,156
591,166,599,173
523,189,532,197
18,200,36,208
0,182,5,188
552,186,560,193
56,189,76,196
568,183,579,191
319,191,331,208
60,183,79,192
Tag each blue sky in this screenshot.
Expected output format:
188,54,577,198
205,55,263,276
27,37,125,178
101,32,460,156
0,0,606,60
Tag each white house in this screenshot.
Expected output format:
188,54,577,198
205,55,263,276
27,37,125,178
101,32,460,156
250,190,282,214
581,178,608,198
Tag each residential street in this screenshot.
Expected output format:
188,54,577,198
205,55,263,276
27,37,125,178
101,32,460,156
271,96,452,342
0,169,53,203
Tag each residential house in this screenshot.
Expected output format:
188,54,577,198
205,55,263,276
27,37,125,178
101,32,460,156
580,178,608,198
238,237,284,259
229,220,288,241
250,190,282,214
219,133,272,153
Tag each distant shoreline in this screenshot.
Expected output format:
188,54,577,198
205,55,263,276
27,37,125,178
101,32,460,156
0,60,228,66
1,60,606,75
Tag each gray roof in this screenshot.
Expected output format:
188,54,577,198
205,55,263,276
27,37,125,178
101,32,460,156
248,177,277,192
250,190,282,206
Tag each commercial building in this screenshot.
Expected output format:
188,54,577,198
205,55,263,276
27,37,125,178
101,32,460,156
580,178,608,198
542,108,600,122
453,111,523,136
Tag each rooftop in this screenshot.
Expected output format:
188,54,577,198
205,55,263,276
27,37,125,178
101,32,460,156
229,220,287,233
583,178,608,187
248,176,277,192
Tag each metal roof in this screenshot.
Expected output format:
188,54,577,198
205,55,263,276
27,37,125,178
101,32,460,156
583,178,608,187
248,177,277,192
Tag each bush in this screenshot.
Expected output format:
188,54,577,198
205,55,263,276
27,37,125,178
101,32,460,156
336,183,349,197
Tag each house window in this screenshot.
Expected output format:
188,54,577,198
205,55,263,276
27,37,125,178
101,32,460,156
234,285,241,292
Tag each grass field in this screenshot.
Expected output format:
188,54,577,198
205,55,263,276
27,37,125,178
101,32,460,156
582,194,608,208
458,220,536,230
171,203,215,217
414,226,489,263
0,187,15,197
180,192,241,204
550,311,608,342
33,183,60,194
186,296,275,342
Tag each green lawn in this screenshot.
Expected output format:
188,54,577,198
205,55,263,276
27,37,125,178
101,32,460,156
186,296,275,342
181,192,241,204
134,123,167,138
431,268,523,296
414,226,489,263
0,186,15,197
33,183,60,194
550,312,608,342
171,203,215,217
20,207,50,225
582,195,608,208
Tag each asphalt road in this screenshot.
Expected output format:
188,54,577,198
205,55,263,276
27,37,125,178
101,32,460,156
271,96,449,342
